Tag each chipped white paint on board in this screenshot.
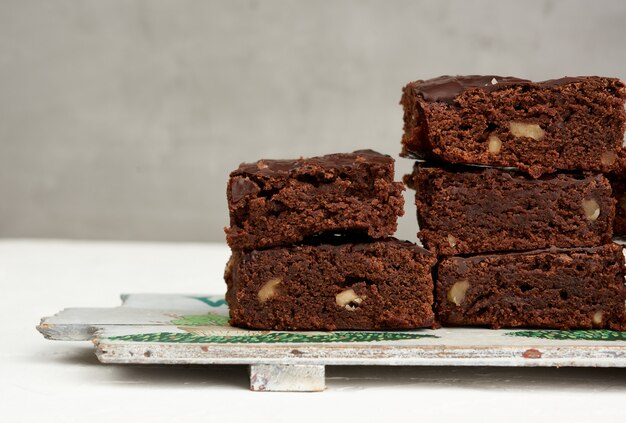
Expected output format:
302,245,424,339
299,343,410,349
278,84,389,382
38,294,626,391
250,364,325,392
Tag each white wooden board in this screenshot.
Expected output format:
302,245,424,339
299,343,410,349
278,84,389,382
38,294,626,392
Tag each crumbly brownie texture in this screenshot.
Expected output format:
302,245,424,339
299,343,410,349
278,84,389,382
225,150,404,250
609,173,626,236
436,244,626,330
225,238,436,330
400,76,626,178
405,164,615,255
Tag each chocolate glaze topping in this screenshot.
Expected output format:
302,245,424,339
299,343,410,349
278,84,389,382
413,75,599,104
232,149,393,177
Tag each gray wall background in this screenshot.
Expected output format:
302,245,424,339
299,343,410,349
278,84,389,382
1,0,625,242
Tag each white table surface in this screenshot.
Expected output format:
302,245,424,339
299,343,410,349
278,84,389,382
2,239,625,422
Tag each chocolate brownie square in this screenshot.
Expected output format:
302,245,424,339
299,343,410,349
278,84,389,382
225,238,435,330
436,244,626,330
404,164,615,255
400,76,626,178
225,150,404,250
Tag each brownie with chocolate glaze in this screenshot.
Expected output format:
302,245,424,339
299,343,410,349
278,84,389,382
225,237,436,330
436,243,626,330
225,150,404,250
400,75,626,178
404,163,615,255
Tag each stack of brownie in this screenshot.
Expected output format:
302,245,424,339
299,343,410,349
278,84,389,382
400,75,626,330
224,150,436,330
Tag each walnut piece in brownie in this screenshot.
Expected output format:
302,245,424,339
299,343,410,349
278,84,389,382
225,238,435,330
400,75,626,178
436,244,626,330
405,164,615,255
225,150,404,250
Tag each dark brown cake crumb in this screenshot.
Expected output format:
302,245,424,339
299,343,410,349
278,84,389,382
436,244,626,330
405,164,615,255
225,238,436,330
225,150,404,250
400,75,626,178
609,172,626,236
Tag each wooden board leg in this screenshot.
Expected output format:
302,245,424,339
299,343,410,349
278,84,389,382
249,364,325,392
